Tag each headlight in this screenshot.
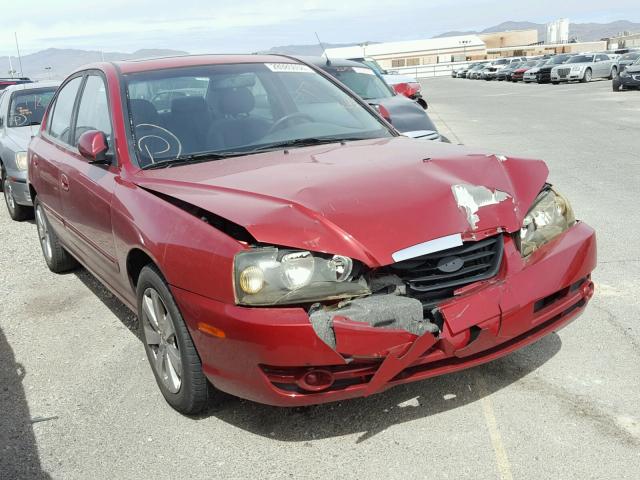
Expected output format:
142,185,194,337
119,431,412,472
571,66,583,72
233,247,370,306
620,69,630,77
15,151,28,171
519,187,576,257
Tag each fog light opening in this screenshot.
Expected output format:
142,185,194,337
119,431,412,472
296,369,335,392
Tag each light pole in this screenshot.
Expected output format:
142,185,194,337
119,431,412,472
459,39,471,61
44,66,52,79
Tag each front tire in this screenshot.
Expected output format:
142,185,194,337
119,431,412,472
34,198,78,273
137,265,211,414
612,77,622,92
2,166,33,221
582,68,592,83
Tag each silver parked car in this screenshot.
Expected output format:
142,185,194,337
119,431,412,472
550,53,616,84
0,81,59,220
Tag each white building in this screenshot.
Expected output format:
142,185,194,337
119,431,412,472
547,19,569,44
325,35,486,69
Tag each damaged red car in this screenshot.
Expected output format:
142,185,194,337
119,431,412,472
28,55,596,414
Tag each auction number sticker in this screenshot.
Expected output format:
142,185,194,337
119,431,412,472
353,67,375,75
265,63,313,73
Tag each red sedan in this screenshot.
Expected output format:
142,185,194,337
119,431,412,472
28,55,596,413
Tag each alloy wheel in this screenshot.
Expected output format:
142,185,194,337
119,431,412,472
3,177,16,214
35,205,53,261
142,288,183,394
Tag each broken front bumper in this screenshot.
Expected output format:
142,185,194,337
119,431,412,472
173,222,596,407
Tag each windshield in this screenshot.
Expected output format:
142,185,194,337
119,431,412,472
7,87,57,128
124,62,392,167
549,56,571,65
323,66,393,100
567,55,594,64
620,52,640,62
493,59,508,65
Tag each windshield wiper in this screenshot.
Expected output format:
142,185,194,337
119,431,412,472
142,151,245,170
249,137,366,153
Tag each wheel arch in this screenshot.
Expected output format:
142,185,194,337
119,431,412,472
126,247,163,291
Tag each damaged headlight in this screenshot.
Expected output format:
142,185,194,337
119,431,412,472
233,247,370,306
519,187,576,257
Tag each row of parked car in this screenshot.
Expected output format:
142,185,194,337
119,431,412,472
452,50,640,91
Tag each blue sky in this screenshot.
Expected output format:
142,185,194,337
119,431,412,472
1,0,639,56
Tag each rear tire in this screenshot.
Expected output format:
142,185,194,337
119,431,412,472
2,167,33,221
137,265,212,415
609,66,617,80
34,198,78,273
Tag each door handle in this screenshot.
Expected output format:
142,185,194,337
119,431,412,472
60,173,69,192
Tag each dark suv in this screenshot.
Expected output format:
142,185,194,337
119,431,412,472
536,55,573,83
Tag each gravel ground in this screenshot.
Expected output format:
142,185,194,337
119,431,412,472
1,76,639,480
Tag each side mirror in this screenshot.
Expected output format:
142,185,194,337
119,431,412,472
77,130,110,164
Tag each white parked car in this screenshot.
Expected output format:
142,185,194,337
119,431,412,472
550,53,616,84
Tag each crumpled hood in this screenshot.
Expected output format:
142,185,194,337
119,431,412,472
133,137,548,266
3,126,37,151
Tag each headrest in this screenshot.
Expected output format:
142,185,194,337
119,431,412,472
171,96,207,114
219,87,255,116
129,99,160,124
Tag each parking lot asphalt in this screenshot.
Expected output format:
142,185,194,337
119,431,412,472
1,76,639,480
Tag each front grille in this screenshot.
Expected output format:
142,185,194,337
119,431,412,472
538,68,552,81
379,235,504,309
557,68,570,78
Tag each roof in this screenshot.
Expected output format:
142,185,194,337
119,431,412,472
2,80,60,93
296,56,367,69
325,35,485,58
109,54,298,74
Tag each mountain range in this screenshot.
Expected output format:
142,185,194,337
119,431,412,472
433,20,640,42
0,48,188,80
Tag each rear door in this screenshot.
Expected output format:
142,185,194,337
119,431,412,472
58,72,119,280
596,54,612,77
30,75,83,233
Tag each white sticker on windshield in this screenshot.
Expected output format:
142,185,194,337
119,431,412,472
265,63,313,73
353,67,375,75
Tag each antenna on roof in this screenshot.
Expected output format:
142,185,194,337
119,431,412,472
315,32,331,66
14,32,24,77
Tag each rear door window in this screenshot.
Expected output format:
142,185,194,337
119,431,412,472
48,77,83,144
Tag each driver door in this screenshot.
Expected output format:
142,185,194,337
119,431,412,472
58,72,119,281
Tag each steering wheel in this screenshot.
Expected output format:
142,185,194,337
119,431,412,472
267,112,314,135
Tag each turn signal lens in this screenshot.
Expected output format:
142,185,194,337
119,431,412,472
239,266,265,294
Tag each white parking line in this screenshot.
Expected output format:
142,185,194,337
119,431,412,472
478,378,514,480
